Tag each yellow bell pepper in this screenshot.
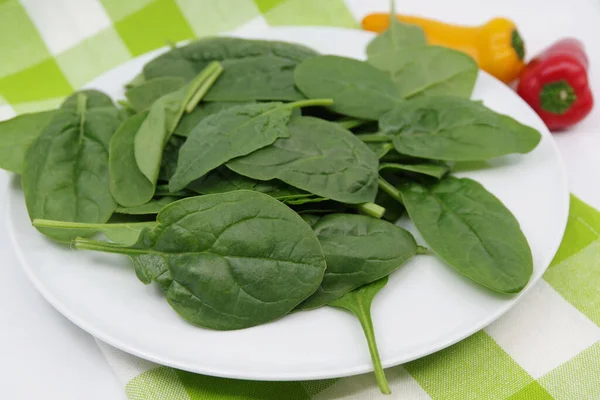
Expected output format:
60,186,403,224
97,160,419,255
362,14,526,83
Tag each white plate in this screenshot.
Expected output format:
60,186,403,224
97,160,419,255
6,27,569,381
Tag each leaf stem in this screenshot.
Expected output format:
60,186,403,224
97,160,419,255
378,177,404,205
185,61,224,112
72,237,139,255
356,202,385,219
286,98,334,109
357,134,392,143
33,219,152,230
336,118,368,130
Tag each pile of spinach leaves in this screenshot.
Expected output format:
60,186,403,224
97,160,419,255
0,13,542,394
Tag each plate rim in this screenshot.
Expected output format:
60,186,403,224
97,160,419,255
7,26,571,381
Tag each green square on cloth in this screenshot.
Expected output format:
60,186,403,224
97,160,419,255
2,1,599,399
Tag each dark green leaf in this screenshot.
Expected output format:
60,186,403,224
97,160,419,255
369,47,478,99
74,190,327,330
115,196,180,215
227,116,380,204
298,214,416,310
379,162,450,179
158,134,186,181
125,77,186,112
294,55,400,120
330,277,391,394
174,102,252,138
0,110,55,174
23,91,121,242
379,97,542,161
399,176,533,293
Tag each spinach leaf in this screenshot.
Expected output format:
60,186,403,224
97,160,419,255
115,196,180,215
365,142,394,159
330,277,391,394
369,47,478,99
109,111,155,207
155,184,194,197
379,162,450,179
158,134,186,181
174,101,252,138
366,0,426,57
33,219,155,246
294,55,400,120
227,116,380,204
143,37,317,81
204,56,305,102
375,190,405,222
0,110,55,174
297,214,416,310
23,91,121,242
125,77,186,112
398,176,533,293
74,190,327,330
168,99,332,192
111,62,223,207
379,97,542,161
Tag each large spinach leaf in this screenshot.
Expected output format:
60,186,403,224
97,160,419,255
23,91,121,242
143,37,317,81
379,97,542,161
294,55,400,120
330,277,391,394
227,116,380,204
369,47,478,99
125,77,186,112
297,214,416,310
0,110,55,174
174,101,252,138
168,100,332,192
399,176,533,293
74,190,327,330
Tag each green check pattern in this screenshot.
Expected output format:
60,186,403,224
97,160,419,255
3,1,600,399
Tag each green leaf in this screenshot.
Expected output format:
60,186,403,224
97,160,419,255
227,116,380,204
168,102,295,192
330,277,391,394
74,190,327,330
369,46,478,99
379,96,542,161
366,3,426,57
115,196,180,215
294,55,400,120
33,219,155,246
174,101,252,138
158,134,186,182
0,110,55,174
23,90,121,242
297,214,416,310
125,77,186,112
379,161,450,179
399,176,533,293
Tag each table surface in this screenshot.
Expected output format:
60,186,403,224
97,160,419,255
2,0,600,398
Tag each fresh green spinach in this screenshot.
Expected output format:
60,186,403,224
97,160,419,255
125,77,186,112
174,102,252,138
398,176,533,293
74,190,327,330
379,161,450,179
0,110,55,174
115,196,180,215
379,97,542,161
33,219,155,246
294,55,400,120
297,214,416,310
23,91,121,242
227,116,380,204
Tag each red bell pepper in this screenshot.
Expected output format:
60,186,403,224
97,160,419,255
517,38,593,130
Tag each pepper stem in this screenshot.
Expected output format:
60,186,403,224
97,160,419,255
540,80,577,115
511,29,525,61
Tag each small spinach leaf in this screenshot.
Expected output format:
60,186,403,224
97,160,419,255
297,214,416,310
379,97,542,161
227,116,380,204
23,91,121,242
369,47,478,99
74,190,327,330
330,277,391,394
0,110,55,174
399,176,533,293
294,55,400,120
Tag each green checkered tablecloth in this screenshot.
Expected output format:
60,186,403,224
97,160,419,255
2,1,600,399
